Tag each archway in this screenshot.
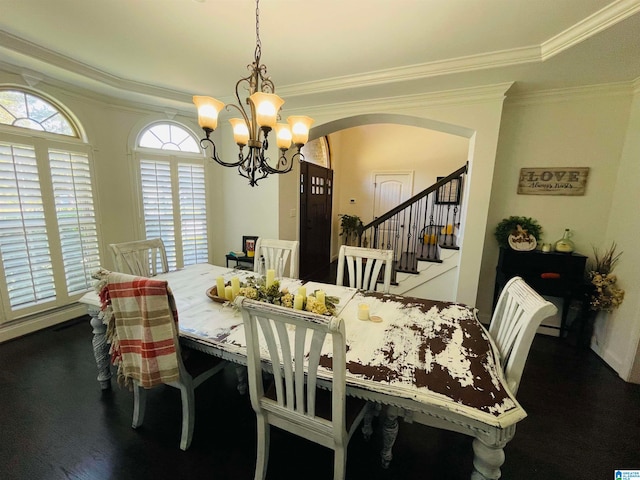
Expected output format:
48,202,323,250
299,113,473,288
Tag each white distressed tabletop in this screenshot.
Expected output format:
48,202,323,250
80,263,526,428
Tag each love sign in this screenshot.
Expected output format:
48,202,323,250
518,167,589,196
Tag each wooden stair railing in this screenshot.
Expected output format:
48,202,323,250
358,164,467,276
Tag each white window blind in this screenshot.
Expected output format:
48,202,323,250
50,150,100,295
140,160,178,269
0,143,56,310
139,159,208,269
179,163,208,264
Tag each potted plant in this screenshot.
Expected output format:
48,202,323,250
338,214,363,246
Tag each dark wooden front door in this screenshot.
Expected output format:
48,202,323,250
299,162,333,280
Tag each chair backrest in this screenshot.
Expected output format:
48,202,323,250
109,238,169,277
106,271,183,388
236,297,348,444
336,245,393,293
489,276,557,395
253,238,300,279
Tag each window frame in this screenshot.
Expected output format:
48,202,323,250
0,128,101,321
133,121,210,270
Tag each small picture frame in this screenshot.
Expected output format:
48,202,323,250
243,235,258,258
435,176,462,205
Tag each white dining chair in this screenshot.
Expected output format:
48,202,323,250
236,296,368,480
253,238,299,279
336,245,393,293
489,276,557,394
109,238,169,277
105,271,227,450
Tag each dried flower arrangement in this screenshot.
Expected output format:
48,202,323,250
586,243,625,312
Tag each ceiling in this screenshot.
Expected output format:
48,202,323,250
1,0,639,113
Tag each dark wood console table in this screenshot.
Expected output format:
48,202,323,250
493,248,588,338
225,253,254,270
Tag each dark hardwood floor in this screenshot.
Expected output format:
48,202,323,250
1,310,639,479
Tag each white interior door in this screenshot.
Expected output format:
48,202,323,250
372,172,413,250
373,172,414,219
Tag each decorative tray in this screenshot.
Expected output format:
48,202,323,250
206,286,227,303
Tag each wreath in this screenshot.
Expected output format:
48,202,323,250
494,216,543,249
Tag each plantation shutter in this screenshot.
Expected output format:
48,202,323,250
140,160,177,269
50,150,100,294
0,143,56,310
178,163,208,265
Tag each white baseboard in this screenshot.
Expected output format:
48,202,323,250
0,304,88,343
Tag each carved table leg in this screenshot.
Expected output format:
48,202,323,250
381,405,400,468
88,306,112,390
235,365,248,395
470,426,515,480
361,401,379,441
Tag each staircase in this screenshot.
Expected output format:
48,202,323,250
358,164,467,297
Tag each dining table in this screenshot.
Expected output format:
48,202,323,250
79,263,526,480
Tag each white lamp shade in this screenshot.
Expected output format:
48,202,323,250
275,124,293,149
193,96,225,130
249,92,284,128
287,116,314,145
229,118,250,146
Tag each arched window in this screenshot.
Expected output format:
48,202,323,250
0,88,99,321
136,122,208,269
139,123,199,152
301,137,330,168
0,88,78,136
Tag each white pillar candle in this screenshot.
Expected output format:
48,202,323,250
294,294,304,310
266,269,275,288
216,276,225,298
225,285,234,301
231,276,240,297
357,303,370,321
316,290,325,305
297,286,306,299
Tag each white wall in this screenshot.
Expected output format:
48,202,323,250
484,83,638,380
596,84,640,381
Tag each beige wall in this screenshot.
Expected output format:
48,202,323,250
485,84,638,380
328,123,468,259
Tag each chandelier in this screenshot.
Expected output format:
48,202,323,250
193,0,313,187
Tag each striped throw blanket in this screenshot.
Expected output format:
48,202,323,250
97,271,180,388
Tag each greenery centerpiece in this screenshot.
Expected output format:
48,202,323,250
494,216,543,248
237,276,339,316
586,243,625,312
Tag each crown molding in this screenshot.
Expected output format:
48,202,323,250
0,30,191,104
299,83,514,120
2,2,637,105
505,81,635,106
280,48,537,99
541,0,640,60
